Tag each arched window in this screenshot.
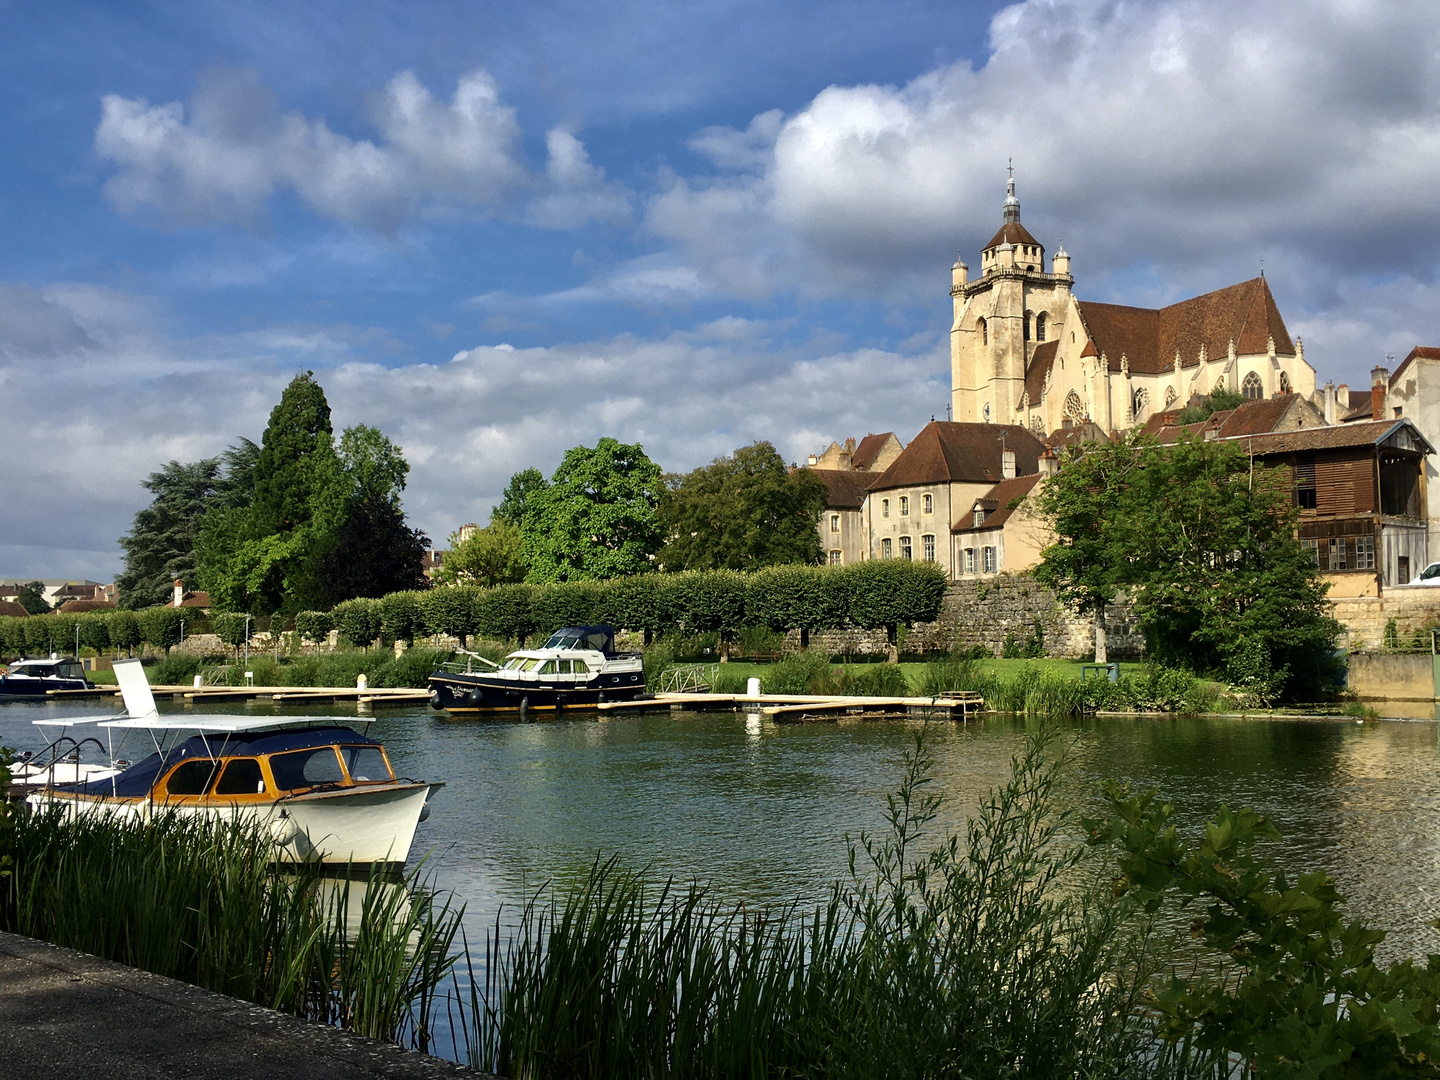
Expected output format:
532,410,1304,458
1131,387,1149,419
1035,312,1047,341
1064,390,1086,422
977,318,988,346
1279,371,1292,394
1023,311,1032,341
983,402,992,422
1242,372,1263,400
1164,386,1178,408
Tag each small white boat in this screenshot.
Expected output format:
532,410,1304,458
25,659,443,870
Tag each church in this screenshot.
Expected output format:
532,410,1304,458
949,173,1316,433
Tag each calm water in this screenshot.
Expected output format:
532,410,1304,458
4,699,1440,963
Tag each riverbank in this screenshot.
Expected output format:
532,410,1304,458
0,931,484,1079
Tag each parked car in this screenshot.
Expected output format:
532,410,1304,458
1393,562,1440,588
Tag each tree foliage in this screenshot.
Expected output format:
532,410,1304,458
116,459,220,609
658,442,828,571
493,467,548,528
1036,433,1341,697
15,582,50,615
521,438,664,583
434,520,526,587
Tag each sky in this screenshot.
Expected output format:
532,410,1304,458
5,0,1440,582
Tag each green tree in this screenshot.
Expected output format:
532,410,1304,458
522,438,664,582
196,373,348,615
1174,384,1245,425
1036,433,1341,696
433,520,526,587
846,561,948,661
493,467,548,528
658,441,828,571
116,459,220,610
15,582,50,615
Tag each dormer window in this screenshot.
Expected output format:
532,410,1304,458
973,508,985,528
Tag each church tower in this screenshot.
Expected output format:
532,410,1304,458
950,170,1072,425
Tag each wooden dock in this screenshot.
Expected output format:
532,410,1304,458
596,691,983,722
46,685,430,710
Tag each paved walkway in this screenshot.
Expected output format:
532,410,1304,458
0,931,492,1079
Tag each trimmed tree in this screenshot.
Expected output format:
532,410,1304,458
846,560,948,661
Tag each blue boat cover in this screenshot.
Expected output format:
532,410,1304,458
55,726,378,798
542,625,618,656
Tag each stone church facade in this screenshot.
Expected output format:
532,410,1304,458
950,175,1318,435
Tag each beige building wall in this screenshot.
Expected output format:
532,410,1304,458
820,507,866,566
1385,353,1440,557
864,484,952,573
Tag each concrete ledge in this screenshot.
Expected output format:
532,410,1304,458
0,931,491,1079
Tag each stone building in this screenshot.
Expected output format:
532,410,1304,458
806,432,902,565
951,472,1047,579
949,173,1317,434
806,432,903,473
1354,349,1440,554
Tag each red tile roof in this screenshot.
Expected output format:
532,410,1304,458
868,422,1044,489
850,432,895,471
1391,346,1440,387
0,599,29,618
1076,277,1294,375
1211,394,1311,438
951,473,1043,535
57,599,115,613
808,469,869,510
1226,418,1433,456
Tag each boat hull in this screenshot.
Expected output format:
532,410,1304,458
428,671,646,713
26,782,441,870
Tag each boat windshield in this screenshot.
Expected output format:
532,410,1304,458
544,631,585,649
341,746,394,783
269,747,346,791
501,656,528,670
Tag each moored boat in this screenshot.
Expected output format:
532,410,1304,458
427,625,645,713
0,656,95,697
24,659,442,869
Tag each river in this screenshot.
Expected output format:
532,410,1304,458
4,698,1439,964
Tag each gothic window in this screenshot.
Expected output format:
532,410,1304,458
1064,390,1086,422
1035,312,1046,341
1242,372,1263,400
978,318,988,346
1131,387,1149,419
1023,311,1032,341
1031,415,1046,434
1279,371,1292,393
1164,386,1178,408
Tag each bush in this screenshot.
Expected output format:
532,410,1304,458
841,663,912,697
148,652,203,685
477,584,535,644
212,612,251,649
332,598,381,649
293,610,334,644
641,639,676,693
136,606,185,651
760,650,831,695
418,588,480,644
78,613,111,653
106,610,141,655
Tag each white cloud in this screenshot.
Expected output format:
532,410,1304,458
526,127,632,228
649,0,1440,302
97,66,528,231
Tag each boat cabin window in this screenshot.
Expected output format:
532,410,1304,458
269,747,345,791
520,658,542,672
341,747,393,784
572,660,589,674
165,759,221,796
537,660,557,675
214,757,266,795
557,659,572,674
56,662,84,680
502,657,525,670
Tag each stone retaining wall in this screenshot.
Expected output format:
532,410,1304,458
1331,593,1440,649
787,575,1145,659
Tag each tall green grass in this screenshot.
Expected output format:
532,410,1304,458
472,727,1166,1078
922,655,1218,716
1,807,465,1054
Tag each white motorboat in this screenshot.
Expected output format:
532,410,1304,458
24,659,443,869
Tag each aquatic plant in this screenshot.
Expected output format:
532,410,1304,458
1,806,464,1055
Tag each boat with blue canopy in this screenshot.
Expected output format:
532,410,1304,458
24,659,442,869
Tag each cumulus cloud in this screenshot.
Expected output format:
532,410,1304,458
649,0,1440,304
95,65,620,231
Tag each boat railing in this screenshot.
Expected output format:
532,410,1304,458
438,649,501,675
660,664,721,694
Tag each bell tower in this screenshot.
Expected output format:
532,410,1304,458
950,167,1072,426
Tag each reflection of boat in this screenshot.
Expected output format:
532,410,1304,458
26,659,443,870
426,625,645,713
0,657,95,697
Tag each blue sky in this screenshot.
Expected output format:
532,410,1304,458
5,0,1440,581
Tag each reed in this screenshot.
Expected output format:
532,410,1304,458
472,726,1169,1078
0,806,465,1055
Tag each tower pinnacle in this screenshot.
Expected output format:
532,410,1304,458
1003,165,1020,225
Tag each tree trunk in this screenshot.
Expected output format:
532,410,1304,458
1094,606,1108,665
719,634,730,663
886,624,899,664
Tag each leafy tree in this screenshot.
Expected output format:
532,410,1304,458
15,582,50,615
419,587,482,646
212,612,252,650
378,591,425,644
477,584,536,643
1036,433,1340,696
493,467,548,528
433,520,526,587
522,438,664,582
116,459,220,609
79,613,111,653
846,561,948,661
136,606,185,652
196,373,348,615
293,610,334,643
106,611,140,655
332,598,381,649
530,580,604,637
748,564,849,648
1174,384,1245,425
659,442,828,571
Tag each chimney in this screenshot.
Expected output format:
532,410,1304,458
1002,449,1017,479
806,454,818,466
844,437,856,455
173,579,184,607
1371,367,1389,421
1038,447,1058,477
1337,383,1350,410
1322,381,1337,425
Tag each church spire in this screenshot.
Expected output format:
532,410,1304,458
1003,159,1020,225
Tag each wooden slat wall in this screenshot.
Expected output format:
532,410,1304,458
1352,459,1376,513
1316,457,1354,514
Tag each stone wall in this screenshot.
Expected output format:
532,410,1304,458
1332,592,1440,649
787,574,1145,659
1347,651,1437,699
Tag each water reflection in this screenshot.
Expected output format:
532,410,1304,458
3,699,1440,963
